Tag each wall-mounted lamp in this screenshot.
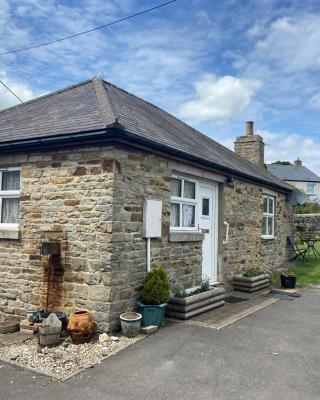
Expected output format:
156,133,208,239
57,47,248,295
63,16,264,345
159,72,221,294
226,176,234,187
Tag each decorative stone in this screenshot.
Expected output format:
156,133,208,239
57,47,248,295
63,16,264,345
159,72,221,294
140,325,158,335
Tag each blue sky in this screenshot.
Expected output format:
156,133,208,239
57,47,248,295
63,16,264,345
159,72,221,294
1,0,320,173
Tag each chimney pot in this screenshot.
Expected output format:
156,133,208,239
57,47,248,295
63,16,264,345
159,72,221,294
246,121,254,136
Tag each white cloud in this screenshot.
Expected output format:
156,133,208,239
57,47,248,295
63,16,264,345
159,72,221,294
0,71,36,109
308,92,320,110
179,74,262,121
258,129,320,175
255,14,320,73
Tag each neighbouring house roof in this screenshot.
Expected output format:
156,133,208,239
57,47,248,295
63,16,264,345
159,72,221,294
267,164,320,183
0,77,291,192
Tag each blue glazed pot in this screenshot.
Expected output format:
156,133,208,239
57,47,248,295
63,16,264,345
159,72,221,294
137,301,166,327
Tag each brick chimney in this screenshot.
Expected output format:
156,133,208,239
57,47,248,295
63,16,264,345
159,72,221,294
294,158,302,168
234,121,265,168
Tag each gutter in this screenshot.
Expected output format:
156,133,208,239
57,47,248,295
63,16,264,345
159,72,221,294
0,127,292,193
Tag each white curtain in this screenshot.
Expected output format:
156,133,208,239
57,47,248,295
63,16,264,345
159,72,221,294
171,178,181,197
2,171,20,191
171,203,180,227
182,204,195,227
1,198,19,223
184,181,195,199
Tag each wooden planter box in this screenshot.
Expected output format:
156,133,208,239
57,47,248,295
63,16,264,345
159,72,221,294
165,286,226,320
232,273,270,293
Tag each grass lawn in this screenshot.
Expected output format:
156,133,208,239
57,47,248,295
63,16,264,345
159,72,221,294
273,243,320,287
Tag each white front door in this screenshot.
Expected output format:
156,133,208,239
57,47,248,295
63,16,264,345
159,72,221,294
199,183,218,283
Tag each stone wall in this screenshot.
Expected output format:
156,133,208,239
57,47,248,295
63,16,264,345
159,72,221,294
294,214,320,236
0,147,116,331
221,179,293,279
0,144,293,331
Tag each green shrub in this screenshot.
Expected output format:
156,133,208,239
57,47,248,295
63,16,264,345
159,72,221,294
171,286,187,298
242,266,261,277
199,277,210,292
294,202,320,214
141,267,171,305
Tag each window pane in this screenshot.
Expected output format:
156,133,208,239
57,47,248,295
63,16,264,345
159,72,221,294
268,197,274,214
2,171,20,191
171,178,182,197
262,216,267,236
202,198,209,216
182,204,195,227
170,203,180,227
263,197,268,213
1,198,19,223
184,181,195,199
267,217,273,236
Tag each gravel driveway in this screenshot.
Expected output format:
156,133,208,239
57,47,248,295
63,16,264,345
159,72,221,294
1,289,320,400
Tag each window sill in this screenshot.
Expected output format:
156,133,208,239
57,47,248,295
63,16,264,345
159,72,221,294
0,228,20,240
169,231,204,242
261,236,276,240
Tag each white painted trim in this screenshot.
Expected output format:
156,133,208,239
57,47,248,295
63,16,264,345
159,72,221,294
169,160,225,183
263,187,279,197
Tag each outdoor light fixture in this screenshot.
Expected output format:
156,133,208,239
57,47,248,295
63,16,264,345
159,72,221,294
226,176,234,186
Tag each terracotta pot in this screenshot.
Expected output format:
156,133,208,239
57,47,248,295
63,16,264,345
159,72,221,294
67,311,95,344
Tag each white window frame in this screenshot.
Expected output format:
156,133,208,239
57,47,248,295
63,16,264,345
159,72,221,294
306,183,316,194
262,194,275,239
0,167,21,230
170,176,199,232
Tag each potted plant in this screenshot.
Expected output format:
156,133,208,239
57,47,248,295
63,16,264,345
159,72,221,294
166,278,226,320
137,267,170,327
233,267,270,292
280,270,296,289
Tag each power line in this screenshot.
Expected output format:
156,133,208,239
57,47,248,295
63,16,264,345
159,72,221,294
0,79,23,103
0,0,177,57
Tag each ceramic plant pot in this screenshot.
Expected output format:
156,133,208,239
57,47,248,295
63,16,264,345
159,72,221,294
67,311,95,344
120,312,142,338
137,301,166,327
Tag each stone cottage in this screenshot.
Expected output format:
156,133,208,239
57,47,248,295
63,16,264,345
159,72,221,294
0,77,293,331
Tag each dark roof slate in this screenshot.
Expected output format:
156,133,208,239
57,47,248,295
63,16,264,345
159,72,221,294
267,164,320,182
0,77,291,191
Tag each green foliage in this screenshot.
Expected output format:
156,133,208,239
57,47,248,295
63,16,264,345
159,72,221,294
294,202,320,214
242,266,261,277
171,286,187,298
272,161,292,165
199,277,210,292
141,267,170,305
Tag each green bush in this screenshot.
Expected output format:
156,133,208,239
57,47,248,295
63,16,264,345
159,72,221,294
171,286,187,298
141,267,171,305
294,202,320,214
199,277,210,292
242,266,261,277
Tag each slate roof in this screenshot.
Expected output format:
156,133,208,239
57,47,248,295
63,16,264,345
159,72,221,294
0,77,291,191
267,164,320,182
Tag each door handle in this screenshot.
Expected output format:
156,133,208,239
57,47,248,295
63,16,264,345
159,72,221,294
202,229,210,234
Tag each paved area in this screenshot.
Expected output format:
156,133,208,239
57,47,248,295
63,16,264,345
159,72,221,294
0,332,33,346
183,290,278,329
1,289,320,400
